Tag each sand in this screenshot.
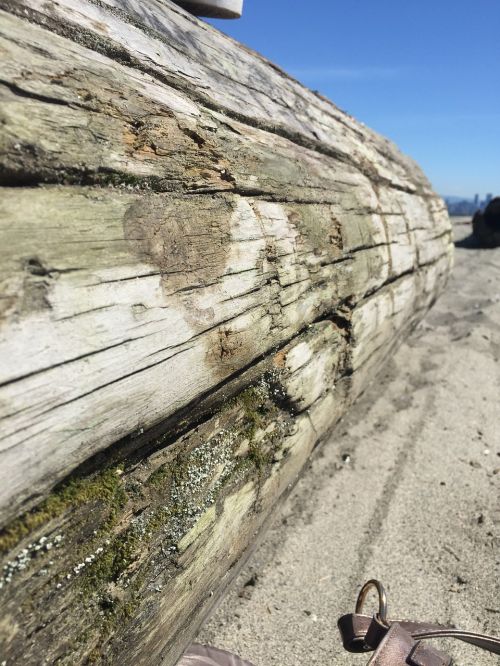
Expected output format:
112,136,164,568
196,217,500,665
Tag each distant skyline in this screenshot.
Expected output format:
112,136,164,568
209,0,499,198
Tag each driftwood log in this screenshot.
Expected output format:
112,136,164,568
0,1,452,663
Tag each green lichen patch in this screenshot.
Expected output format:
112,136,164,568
0,369,295,664
234,374,289,469
0,467,127,556
78,527,140,594
145,463,170,488
247,439,273,471
232,378,279,434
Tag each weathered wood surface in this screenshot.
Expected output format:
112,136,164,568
0,1,452,663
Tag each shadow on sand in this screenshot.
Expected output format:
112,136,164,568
455,234,480,249
455,234,499,250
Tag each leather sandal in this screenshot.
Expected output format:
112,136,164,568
338,580,500,665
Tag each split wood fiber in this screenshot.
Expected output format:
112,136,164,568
0,1,453,663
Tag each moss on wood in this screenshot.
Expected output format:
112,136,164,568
0,467,127,556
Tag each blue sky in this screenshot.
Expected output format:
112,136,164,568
209,0,499,199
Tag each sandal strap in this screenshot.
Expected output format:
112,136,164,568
338,613,500,655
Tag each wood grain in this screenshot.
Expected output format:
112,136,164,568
0,1,452,663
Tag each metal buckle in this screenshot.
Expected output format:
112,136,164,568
355,579,388,626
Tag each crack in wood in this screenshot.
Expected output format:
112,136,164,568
0,2,453,663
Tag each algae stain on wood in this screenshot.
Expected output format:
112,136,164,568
0,372,295,663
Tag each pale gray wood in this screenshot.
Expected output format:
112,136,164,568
0,1,452,663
